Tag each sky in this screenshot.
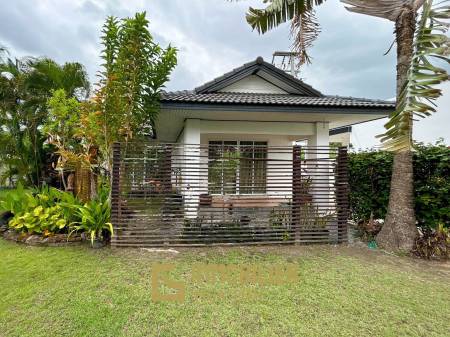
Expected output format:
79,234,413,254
0,0,448,149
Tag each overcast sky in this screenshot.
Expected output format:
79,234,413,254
1,0,448,148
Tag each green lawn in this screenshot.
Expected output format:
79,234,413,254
0,240,449,337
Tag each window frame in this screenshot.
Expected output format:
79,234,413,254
207,140,267,195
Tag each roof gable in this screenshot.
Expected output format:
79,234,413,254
218,75,288,94
195,57,323,97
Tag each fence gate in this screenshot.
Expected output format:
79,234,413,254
111,142,349,247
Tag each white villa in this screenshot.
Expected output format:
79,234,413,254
111,57,394,246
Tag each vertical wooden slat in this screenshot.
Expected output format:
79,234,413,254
336,146,349,242
292,145,302,243
111,142,121,247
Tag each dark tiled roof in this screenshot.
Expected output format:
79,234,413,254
161,91,395,109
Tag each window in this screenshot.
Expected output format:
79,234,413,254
208,141,267,194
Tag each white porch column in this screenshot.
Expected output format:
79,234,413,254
182,119,201,218
306,122,331,213
308,122,330,149
306,122,338,241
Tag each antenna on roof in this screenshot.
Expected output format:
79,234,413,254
271,51,300,78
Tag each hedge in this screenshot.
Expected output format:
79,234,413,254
348,142,450,229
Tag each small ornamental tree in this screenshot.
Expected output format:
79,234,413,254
96,12,177,168
45,89,100,201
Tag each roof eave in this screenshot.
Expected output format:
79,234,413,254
160,101,393,115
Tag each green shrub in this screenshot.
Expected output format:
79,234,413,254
8,204,68,234
1,184,82,235
0,183,37,215
348,151,393,222
413,144,450,230
348,142,450,230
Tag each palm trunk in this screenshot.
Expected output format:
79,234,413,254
377,5,417,252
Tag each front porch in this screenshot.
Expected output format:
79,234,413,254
111,142,349,247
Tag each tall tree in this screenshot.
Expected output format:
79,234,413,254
242,0,449,252
0,56,90,186
96,12,177,168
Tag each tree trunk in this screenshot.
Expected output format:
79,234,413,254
377,6,417,252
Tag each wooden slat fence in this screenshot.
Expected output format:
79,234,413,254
111,142,349,247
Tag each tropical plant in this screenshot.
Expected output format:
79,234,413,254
0,56,90,186
413,224,449,259
240,0,450,252
95,12,177,169
0,183,36,216
69,184,113,245
33,185,82,223
3,184,81,235
45,89,100,201
8,204,69,235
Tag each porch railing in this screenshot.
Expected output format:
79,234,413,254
111,142,349,247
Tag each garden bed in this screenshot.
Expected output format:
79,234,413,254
1,229,84,247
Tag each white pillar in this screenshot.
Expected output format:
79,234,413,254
306,122,331,213
308,122,329,149
182,119,201,218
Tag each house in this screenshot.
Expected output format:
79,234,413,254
329,126,352,147
111,57,395,247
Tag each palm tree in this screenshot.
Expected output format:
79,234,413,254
0,56,90,186
242,0,449,252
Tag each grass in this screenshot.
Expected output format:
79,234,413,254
0,240,449,337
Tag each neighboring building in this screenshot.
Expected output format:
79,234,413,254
329,126,352,147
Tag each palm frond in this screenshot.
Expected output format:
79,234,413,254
0,45,8,62
246,0,326,34
290,9,321,65
379,0,450,151
340,0,415,21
